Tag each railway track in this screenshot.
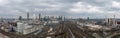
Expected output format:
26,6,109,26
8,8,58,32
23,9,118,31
53,22,95,38
1,21,115,38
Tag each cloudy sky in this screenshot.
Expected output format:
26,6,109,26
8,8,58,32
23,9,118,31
0,0,120,18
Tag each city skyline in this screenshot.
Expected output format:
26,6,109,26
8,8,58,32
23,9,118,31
0,0,120,18
1,0,120,38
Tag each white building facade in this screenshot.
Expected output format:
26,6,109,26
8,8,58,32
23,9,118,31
17,22,44,34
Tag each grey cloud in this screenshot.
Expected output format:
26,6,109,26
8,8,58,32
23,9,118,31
0,0,119,18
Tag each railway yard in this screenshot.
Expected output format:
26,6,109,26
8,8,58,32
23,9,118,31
0,21,120,38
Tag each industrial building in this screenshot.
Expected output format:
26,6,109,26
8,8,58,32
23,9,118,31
17,21,44,34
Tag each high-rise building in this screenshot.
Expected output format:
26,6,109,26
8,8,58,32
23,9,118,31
33,14,37,20
58,16,62,20
87,17,89,20
0,17,3,22
61,16,65,21
43,16,49,21
113,15,117,26
19,16,22,20
27,12,29,20
105,15,117,26
39,13,41,20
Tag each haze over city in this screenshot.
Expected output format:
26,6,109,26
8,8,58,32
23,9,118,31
1,0,120,38
0,0,120,18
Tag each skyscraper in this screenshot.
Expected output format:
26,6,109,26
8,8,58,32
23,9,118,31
87,17,89,20
58,16,62,20
27,12,29,20
33,14,36,20
19,16,22,20
0,17,3,22
39,13,41,20
113,15,117,26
